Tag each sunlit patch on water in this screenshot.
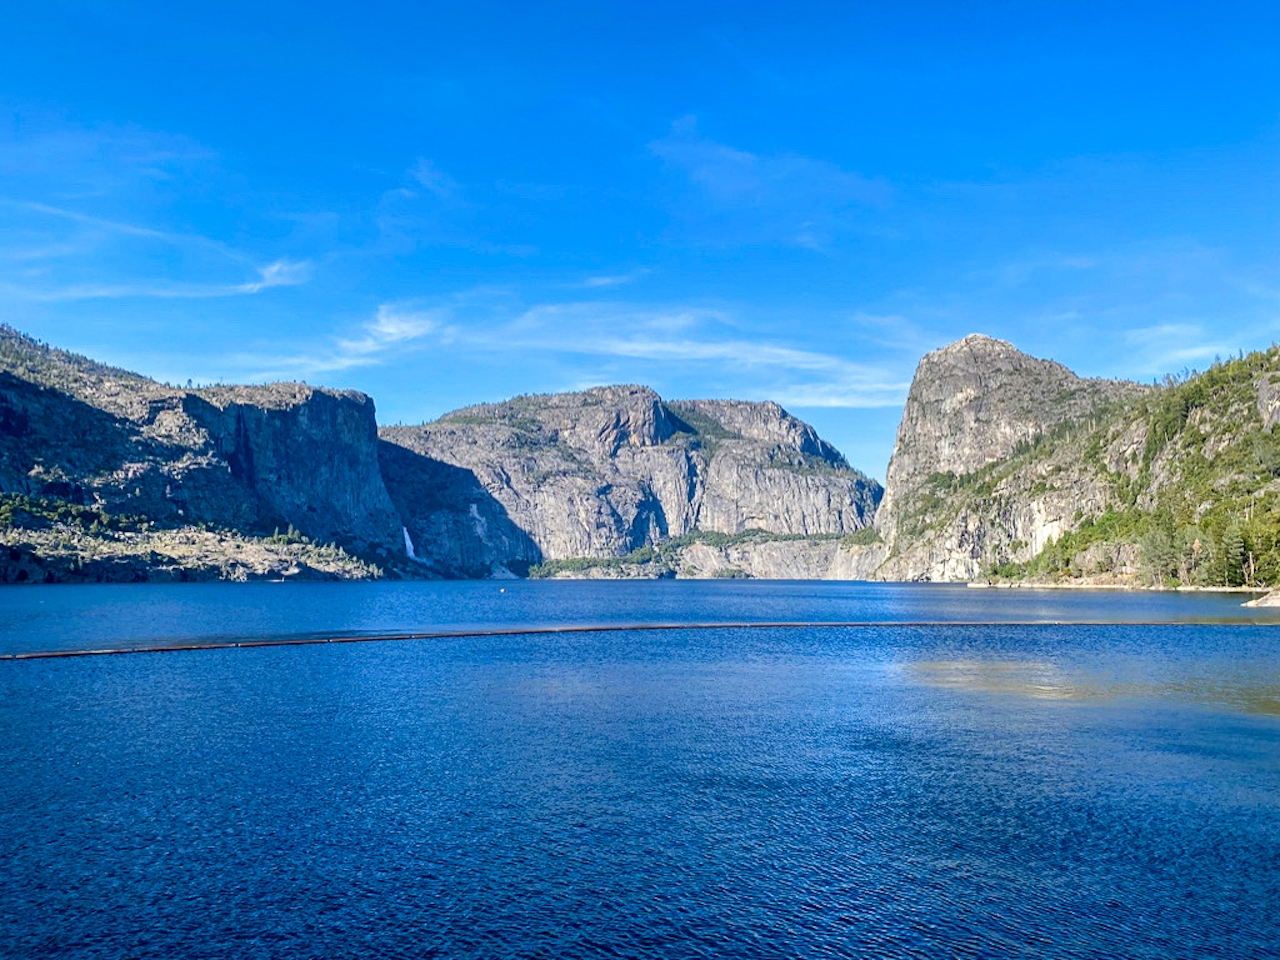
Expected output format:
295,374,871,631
910,659,1102,701
1163,678,1280,716
910,659,1280,716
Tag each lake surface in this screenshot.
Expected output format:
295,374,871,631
2,579,1279,656
2,582,1279,958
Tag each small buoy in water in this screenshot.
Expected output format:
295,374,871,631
499,588,506,594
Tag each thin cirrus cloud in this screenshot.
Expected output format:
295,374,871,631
1123,323,1239,376
245,297,910,408
0,197,312,301
409,158,461,201
376,158,544,255
0,258,311,301
0,119,319,307
479,301,909,407
650,117,891,249
579,269,649,288
0,120,212,198
1,199,173,241
239,304,445,380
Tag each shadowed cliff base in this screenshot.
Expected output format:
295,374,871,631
378,440,541,578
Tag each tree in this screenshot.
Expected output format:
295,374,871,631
1140,527,1176,586
1222,525,1246,587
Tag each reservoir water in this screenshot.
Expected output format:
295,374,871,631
2,582,1278,957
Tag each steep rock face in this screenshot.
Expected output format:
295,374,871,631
872,339,1280,588
193,385,402,552
380,385,881,576
377,440,541,578
874,334,1147,581
873,470,1116,581
676,538,886,580
0,327,402,556
695,454,873,535
671,399,875,536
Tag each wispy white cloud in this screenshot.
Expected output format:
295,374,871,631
652,117,886,206
0,258,311,301
985,253,1102,286
0,120,211,197
369,303,440,341
0,117,321,309
409,158,460,201
770,382,910,409
2,240,87,262
846,311,947,357
0,199,171,240
239,302,445,379
580,269,648,288
650,117,890,249
375,157,543,256
239,294,909,406
1123,322,1237,375
236,259,311,293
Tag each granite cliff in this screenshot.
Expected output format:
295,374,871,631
14,321,1271,588
871,333,1280,591
872,335,1147,580
379,386,882,577
0,326,881,581
0,326,404,580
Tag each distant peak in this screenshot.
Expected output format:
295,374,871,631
942,333,1019,354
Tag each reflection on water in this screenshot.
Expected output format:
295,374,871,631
912,659,1102,702
2,617,1279,958
913,658,1280,716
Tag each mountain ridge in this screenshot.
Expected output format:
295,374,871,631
0,325,880,581
4,322,1276,590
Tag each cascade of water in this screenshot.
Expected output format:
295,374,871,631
402,526,417,560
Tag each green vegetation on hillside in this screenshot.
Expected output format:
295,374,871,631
984,347,1280,587
0,493,145,535
840,526,881,547
665,404,742,458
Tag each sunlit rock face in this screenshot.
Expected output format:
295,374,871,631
0,326,882,581
379,385,881,576
873,334,1148,582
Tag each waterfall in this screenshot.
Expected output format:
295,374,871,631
402,526,417,561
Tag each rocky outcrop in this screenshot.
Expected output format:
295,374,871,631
380,386,881,576
669,399,845,462
192,385,402,553
675,537,886,581
875,335,1142,547
0,525,381,583
867,334,1280,591
871,335,1147,580
0,327,886,582
533,532,887,581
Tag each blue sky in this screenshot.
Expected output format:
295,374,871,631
2,1,1277,477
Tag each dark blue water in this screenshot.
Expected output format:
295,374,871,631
0,580,1277,656
2,584,1279,958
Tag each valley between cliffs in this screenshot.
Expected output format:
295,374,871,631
5,322,1280,590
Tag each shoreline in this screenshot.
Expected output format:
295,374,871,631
967,580,1265,594
968,579,1275,606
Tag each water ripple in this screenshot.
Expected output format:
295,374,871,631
2,622,1279,957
